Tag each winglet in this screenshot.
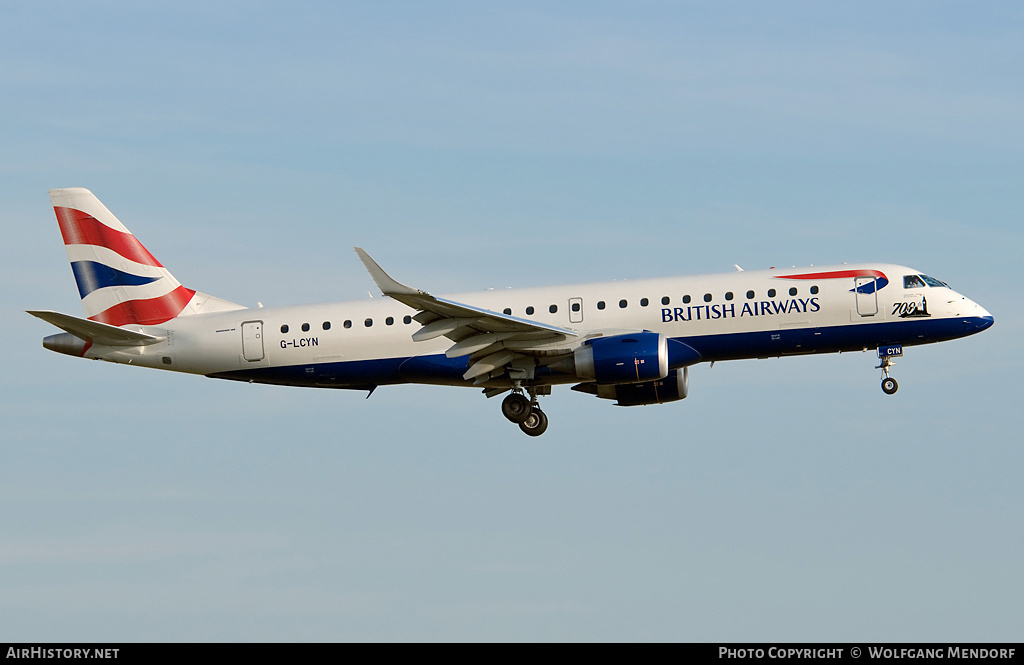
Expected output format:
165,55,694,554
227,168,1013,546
354,248,423,297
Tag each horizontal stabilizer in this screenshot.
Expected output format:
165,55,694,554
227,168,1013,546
27,310,165,346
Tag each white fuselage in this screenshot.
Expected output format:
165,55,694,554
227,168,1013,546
83,262,993,391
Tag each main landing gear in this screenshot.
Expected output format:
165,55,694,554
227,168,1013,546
501,389,548,437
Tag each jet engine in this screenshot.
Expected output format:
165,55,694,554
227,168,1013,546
572,367,690,406
573,331,669,384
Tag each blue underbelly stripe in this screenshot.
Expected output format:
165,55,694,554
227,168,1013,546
206,316,994,389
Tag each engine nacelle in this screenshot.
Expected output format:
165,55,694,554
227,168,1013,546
613,367,689,406
574,332,668,384
573,367,690,406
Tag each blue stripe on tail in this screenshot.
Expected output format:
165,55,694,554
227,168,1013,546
70,261,161,298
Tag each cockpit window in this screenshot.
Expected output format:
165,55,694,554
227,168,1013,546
919,274,948,288
903,275,926,289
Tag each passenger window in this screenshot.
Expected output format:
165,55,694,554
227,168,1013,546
810,286,819,295
746,290,755,299
403,315,412,324
526,306,535,315
503,308,512,315
789,287,797,296
549,304,558,313
640,298,649,307
301,323,310,332
725,292,733,301
571,302,580,312
619,299,628,308
661,296,670,305
281,324,289,333
768,289,776,298
386,317,394,325
344,320,352,329
597,301,606,310
364,319,373,327
322,321,331,331
703,293,712,303
683,295,691,304
904,275,926,289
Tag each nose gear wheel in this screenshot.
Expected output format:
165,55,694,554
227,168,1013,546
876,355,899,395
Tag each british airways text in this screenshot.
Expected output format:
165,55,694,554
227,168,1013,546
662,297,820,323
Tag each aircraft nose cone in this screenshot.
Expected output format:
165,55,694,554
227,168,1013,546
965,297,993,330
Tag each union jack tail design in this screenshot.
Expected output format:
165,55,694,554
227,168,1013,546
50,188,242,327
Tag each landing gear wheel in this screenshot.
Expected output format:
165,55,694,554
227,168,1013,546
501,393,532,423
881,377,898,395
518,408,548,437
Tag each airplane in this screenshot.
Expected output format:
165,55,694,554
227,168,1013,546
30,188,994,436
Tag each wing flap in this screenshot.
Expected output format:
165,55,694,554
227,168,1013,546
412,317,480,342
446,332,519,358
463,349,518,381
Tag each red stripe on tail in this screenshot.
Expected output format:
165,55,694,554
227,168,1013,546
54,207,164,267
88,285,196,326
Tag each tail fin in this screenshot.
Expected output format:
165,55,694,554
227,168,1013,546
50,188,244,326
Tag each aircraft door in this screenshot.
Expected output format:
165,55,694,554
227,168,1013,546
568,297,584,324
855,277,878,316
242,321,265,361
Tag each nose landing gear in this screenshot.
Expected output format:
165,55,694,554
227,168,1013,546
875,345,901,395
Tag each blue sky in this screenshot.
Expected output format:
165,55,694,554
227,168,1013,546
2,1,1022,641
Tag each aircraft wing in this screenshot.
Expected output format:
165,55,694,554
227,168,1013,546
355,248,579,383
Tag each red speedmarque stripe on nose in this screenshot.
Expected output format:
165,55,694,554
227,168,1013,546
775,269,886,281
